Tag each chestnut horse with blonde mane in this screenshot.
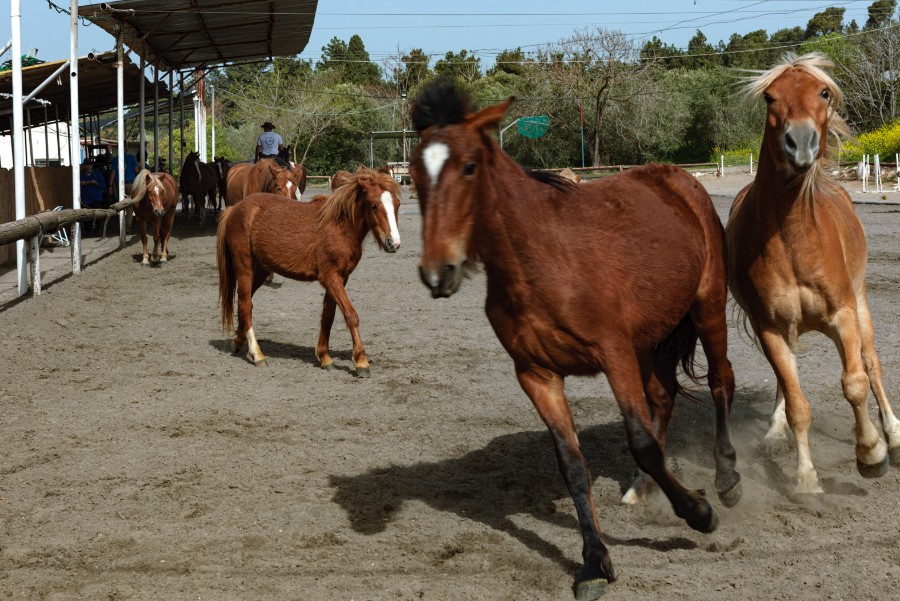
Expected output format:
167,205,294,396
224,158,298,206
727,52,900,496
410,81,741,600
131,169,178,265
216,166,402,374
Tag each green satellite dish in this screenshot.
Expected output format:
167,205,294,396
517,115,550,138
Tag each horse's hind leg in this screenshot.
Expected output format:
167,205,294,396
138,219,150,265
690,302,742,507
621,355,675,505
606,349,718,533
517,366,615,599
824,306,888,477
236,267,270,366
857,286,900,463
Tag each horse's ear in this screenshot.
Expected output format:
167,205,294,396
469,97,514,133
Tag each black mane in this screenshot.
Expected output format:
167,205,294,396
411,78,470,131
524,168,578,192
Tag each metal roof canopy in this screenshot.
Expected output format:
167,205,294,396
0,51,167,133
84,0,319,70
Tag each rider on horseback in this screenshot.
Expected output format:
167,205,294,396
255,121,289,168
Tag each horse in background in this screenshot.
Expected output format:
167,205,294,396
726,52,900,497
216,166,402,374
224,159,297,207
289,163,308,197
131,169,178,265
179,151,217,225
410,80,741,599
213,156,230,210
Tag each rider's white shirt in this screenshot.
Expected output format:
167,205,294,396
257,131,283,155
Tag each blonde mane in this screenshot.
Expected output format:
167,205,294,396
317,166,400,229
130,169,162,204
742,52,852,203
256,160,285,193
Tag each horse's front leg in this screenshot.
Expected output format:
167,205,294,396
151,217,162,263
159,210,176,263
321,274,369,377
138,219,150,265
316,291,338,370
517,366,613,600
237,269,270,366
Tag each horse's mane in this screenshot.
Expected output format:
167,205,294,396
130,169,161,203
411,78,470,130
317,166,401,229
257,160,283,193
525,168,578,192
742,52,852,204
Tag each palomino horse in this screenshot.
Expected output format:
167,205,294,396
727,52,900,496
131,169,178,265
224,159,297,207
179,151,218,225
410,81,740,600
216,166,402,374
213,156,230,210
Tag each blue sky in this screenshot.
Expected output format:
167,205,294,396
0,1,888,68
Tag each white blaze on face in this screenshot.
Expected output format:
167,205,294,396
380,190,401,247
423,142,449,186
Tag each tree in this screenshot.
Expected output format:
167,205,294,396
805,7,846,38
722,30,770,69
433,50,482,83
684,30,721,69
488,48,528,76
865,0,896,29
316,37,347,72
640,36,683,69
344,35,381,86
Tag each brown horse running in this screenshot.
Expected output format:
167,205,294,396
216,166,402,374
410,81,740,600
131,169,179,265
179,151,217,225
224,159,297,206
727,52,900,496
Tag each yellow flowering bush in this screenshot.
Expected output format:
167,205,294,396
841,120,900,162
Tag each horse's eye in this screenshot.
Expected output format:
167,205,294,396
821,88,830,100
763,92,774,105
371,203,379,211
463,162,476,176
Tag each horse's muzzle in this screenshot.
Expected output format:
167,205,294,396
419,263,460,298
383,238,400,253
153,209,166,218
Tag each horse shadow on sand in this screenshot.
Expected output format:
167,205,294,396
329,383,869,573
207,339,358,375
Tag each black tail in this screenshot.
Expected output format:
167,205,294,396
655,314,703,402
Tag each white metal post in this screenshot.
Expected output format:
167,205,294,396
179,72,184,176
211,83,215,160
168,71,173,175
153,64,159,171
749,152,753,175
116,27,125,245
69,0,81,274
720,154,725,178
875,154,881,192
139,55,145,169
11,0,28,295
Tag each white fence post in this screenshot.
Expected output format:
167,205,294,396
749,152,753,175
720,154,725,178
875,154,881,192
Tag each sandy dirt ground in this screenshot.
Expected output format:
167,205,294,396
1,171,899,600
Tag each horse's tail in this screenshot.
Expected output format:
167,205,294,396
216,208,236,333
655,314,703,403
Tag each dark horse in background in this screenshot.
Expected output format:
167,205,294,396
216,166,402,374
179,151,217,225
409,81,741,600
213,156,230,211
131,169,179,265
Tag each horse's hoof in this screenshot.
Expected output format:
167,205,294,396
321,362,335,371
573,578,608,600
355,367,371,378
789,491,825,511
264,280,282,289
718,479,743,509
253,358,269,367
889,445,900,466
688,505,718,534
857,455,889,479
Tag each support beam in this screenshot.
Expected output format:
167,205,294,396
117,27,126,246
11,0,27,294
168,71,174,176
139,55,145,168
70,0,82,275
153,64,159,172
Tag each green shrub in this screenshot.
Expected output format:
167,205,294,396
841,120,900,162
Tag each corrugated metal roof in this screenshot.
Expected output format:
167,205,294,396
0,52,167,133
84,0,319,70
